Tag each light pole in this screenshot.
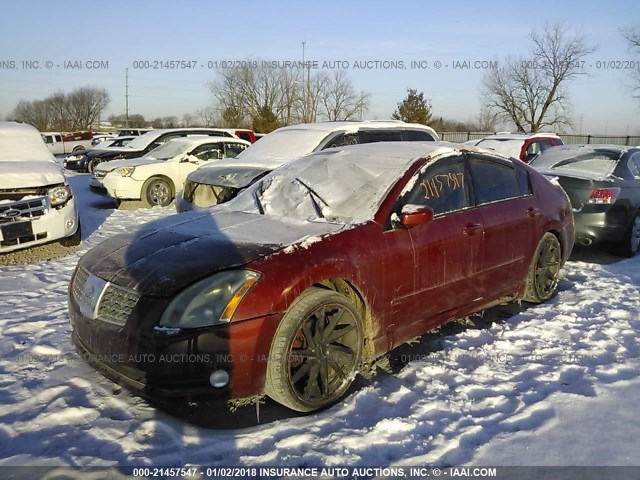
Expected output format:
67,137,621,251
302,40,307,122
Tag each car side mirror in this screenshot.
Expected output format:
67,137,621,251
183,154,199,163
400,204,434,228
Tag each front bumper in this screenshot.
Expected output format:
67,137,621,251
63,157,89,172
68,277,280,401
0,197,79,253
175,192,197,212
89,175,108,195
101,175,144,200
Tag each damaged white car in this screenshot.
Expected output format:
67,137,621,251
0,122,80,253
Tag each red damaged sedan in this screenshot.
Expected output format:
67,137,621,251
68,142,574,413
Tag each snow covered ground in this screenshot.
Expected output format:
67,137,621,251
0,174,638,471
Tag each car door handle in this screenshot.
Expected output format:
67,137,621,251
463,223,483,235
527,207,541,218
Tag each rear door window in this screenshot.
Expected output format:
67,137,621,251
191,143,224,161
324,132,359,148
467,155,522,205
402,130,436,141
359,130,403,143
224,142,249,158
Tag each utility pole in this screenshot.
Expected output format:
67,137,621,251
302,39,307,123
125,68,130,127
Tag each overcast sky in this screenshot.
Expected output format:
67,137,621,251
1,0,639,134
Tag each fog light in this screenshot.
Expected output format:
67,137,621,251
66,219,75,229
209,369,229,388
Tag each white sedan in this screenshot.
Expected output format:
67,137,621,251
90,136,250,207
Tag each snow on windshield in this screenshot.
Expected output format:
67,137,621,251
531,148,621,177
234,128,331,167
475,139,525,158
143,140,192,160
228,146,424,224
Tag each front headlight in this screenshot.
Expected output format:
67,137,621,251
159,270,260,328
49,185,72,207
114,166,135,177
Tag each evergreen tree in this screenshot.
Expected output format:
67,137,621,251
392,88,432,124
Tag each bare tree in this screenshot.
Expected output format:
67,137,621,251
10,86,109,131
209,63,288,129
48,92,71,131
66,87,110,129
622,25,640,98
298,70,330,123
209,61,369,128
10,100,51,131
196,107,218,127
321,70,369,121
476,107,498,131
182,113,194,127
280,67,304,125
482,23,594,133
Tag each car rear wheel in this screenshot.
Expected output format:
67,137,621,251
142,177,173,207
524,232,561,303
614,213,640,258
265,287,363,412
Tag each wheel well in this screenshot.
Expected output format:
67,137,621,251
312,278,376,362
547,229,563,257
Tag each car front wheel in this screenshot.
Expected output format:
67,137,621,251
265,287,363,412
524,232,561,303
142,177,173,207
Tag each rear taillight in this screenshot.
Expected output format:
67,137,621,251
587,188,620,204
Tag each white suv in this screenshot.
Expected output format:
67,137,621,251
0,122,80,253
177,120,439,211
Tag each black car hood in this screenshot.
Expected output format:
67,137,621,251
80,209,343,296
187,165,271,188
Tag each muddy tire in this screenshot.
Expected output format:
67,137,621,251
523,232,561,303
265,287,363,412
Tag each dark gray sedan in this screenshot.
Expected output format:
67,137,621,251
530,144,640,257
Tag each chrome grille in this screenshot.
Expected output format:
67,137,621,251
71,267,90,302
0,197,46,224
71,267,140,326
96,283,140,326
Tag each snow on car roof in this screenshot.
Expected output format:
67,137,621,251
108,128,234,151
481,132,560,140
200,121,439,170
160,136,251,147
474,138,525,158
0,122,57,162
228,141,456,224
